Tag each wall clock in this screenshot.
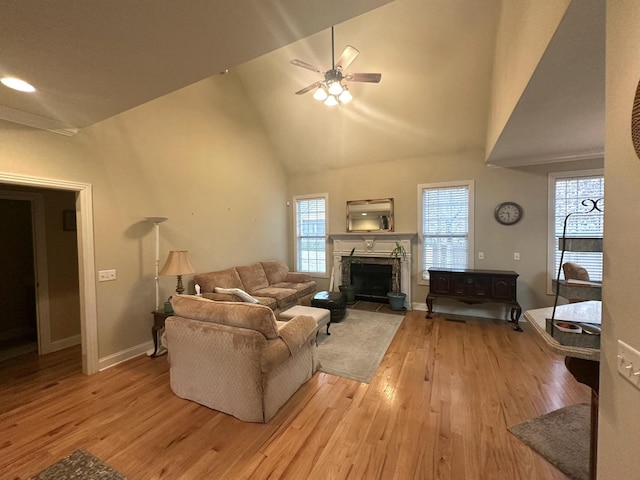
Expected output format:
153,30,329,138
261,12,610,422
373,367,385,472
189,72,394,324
495,202,523,225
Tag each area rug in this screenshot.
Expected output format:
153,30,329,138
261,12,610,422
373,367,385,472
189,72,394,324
316,309,403,383
508,403,590,480
31,449,127,479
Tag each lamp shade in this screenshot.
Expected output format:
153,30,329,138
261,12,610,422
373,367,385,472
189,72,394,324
159,250,195,276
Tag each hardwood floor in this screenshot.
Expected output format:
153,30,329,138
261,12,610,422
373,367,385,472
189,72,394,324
0,311,589,479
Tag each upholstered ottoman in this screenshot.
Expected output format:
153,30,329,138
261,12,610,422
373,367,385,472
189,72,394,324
311,291,347,323
279,305,331,335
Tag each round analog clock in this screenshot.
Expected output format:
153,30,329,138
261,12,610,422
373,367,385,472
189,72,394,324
495,202,523,225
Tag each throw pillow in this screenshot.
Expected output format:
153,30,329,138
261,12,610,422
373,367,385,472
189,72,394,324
214,287,260,304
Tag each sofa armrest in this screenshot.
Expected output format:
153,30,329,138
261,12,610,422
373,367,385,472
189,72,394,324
277,315,317,355
284,272,312,283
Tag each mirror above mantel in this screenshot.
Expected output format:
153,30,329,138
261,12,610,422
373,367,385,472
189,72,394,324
346,198,393,233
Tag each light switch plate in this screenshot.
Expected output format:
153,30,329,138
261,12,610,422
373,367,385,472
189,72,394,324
617,340,640,390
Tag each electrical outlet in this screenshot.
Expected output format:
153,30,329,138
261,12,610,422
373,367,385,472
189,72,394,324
514,252,520,260
98,269,117,282
478,252,484,260
618,340,640,390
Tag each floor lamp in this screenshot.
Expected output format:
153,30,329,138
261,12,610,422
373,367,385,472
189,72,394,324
145,216,168,311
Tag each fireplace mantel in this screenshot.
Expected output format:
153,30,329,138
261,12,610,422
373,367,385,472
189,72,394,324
329,232,417,309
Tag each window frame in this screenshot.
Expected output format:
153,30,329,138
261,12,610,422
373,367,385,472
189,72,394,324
547,169,604,294
293,193,329,277
417,180,475,285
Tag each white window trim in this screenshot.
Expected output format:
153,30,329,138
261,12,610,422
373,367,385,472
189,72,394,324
417,180,475,285
293,193,329,278
546,168,604,294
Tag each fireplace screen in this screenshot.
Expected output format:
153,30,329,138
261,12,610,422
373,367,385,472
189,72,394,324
350,263,393,301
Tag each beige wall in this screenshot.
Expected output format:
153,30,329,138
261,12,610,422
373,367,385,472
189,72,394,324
487,0,570,157
0,71,287,359
288,149,602,315
599,1,640,477
42,189,81,341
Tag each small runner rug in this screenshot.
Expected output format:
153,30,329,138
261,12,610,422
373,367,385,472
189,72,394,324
316,308,403,383
31,449,127,480
508,403,590,480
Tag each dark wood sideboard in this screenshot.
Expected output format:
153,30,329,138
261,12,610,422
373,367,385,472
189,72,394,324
426,268,522,331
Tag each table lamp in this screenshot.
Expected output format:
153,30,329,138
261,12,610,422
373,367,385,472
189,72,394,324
159,250,195,295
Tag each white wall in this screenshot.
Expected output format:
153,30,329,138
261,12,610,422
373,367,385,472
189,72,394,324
487,0,570,157
598,1,640,477
0,71,288,360
288,148,602,315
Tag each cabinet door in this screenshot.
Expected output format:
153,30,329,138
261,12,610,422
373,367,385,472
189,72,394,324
451,274,467,295
466,275,490,297
491,276,516,300
430,272,452,294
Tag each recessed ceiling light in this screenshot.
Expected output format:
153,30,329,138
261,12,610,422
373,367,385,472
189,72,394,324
1,77,36,92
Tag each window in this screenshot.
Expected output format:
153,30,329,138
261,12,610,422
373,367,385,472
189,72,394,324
418,180,474,283
294,194,328,275
548,170,604,292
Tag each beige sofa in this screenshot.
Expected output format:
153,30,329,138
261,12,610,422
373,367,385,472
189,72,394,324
163,294,319,422
194,260,316,313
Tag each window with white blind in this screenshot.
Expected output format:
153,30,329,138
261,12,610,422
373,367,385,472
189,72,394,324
293,194,328,275
418,180,474,283
548,170,604,293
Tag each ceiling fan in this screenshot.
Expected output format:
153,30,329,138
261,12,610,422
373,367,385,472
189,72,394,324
291,26,382,106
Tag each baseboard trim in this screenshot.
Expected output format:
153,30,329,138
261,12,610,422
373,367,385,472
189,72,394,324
50,334,81,352
98,341,154,371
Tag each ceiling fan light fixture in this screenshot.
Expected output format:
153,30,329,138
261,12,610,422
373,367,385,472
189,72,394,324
328,80,343,96
324,95,339,107
313,86,328,101
338,88,352,103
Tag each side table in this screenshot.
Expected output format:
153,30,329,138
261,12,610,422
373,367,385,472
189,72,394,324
149,310,172,357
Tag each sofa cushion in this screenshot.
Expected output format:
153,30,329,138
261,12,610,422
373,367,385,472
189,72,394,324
271,281,317,298
171,294,279,339
261,260,289,284
236,263,270,293
251,287,299,308
194,268,244,293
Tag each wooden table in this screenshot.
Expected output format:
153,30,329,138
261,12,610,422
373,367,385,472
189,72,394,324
524,302,600,480
150,310,172,357
426,268,522,330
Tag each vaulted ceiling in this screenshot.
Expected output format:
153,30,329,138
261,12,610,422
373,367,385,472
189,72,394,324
0,0,604,175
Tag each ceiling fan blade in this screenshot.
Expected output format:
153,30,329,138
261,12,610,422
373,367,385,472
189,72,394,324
345,72,382,83
295,81,323,95
290,59,324,74
335,46,359,71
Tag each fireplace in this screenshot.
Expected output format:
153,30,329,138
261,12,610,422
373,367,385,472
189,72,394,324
330,233,415,310
350,262,393,302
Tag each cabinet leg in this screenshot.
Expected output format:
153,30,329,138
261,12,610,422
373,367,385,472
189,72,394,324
426,296,434,319
509,306,523,332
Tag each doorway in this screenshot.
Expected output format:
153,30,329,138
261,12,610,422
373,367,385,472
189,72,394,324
0,173,98,374
0,197,38,360
0,188,82,362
